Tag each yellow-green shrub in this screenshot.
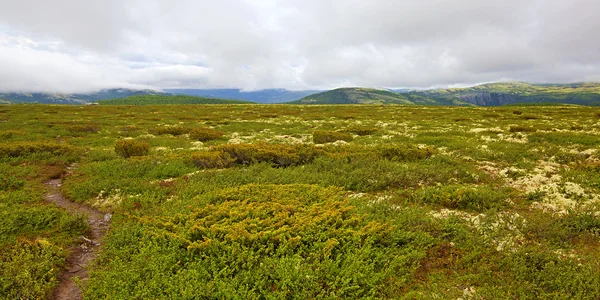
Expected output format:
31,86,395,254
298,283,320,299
377,144,436,161
114,139,150,158
190,151,234,169
344,126,378,136
0,142,73,158
213,143,321,167
509,126,537,132
189,128,224,142
312,130,353,144
150,126,189,136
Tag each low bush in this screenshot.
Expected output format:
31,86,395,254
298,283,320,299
0,130,24,139
190,151,234,169
115,139,150,158
150,126,189,136
410,185,510,211
376,144,436,162
344,126,378,136
513,110,523,115
0,142,73,158
0,175,25,191
66,124,100,133
213,143,322,167
313,130,353,144
509,126,537,133
86,184,431,298
189,128,224,142
0,240,66,299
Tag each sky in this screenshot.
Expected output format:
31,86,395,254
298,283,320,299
1,0,599,93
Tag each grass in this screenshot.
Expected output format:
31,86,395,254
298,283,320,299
1,104,600,299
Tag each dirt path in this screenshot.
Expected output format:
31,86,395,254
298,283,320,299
45,178,110,300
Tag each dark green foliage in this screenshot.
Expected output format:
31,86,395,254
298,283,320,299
115,139,150,158
313,130,354,144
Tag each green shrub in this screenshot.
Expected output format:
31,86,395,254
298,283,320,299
345,126,378,136
411,185,510,211
150,126,189,136
86,184,430,299
0,142,73,158
313,130,353,144
0,175,24,191
66,124,100,133
115,139,150,158
509,126,537,133
189,128,224,142
213,143,321,167
0,130,24,139
513,110,523,115
377,144,436,161
190,151,233,169
0,240,66,299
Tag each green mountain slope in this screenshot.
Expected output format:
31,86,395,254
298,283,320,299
98,95,252,105
412,82,600,106
290,88,471,105
290,88,412,104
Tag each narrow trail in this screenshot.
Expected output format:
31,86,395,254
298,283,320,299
45,178,110,300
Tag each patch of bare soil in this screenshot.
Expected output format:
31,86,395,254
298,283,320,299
45,179,110,300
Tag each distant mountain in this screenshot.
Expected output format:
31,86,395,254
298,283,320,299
164,89,322,103
289,88,471,105
410,82,600,106
99,95,251,105
0,89,166,104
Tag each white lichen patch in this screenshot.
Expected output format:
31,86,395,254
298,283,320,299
504,161,600,214
94,189,126,211
470,127,503,133
189,141,206,150
430,209,527,252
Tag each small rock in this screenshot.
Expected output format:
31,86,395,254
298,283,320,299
104,213,112,222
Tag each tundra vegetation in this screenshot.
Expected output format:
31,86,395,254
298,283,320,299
1,103,600,299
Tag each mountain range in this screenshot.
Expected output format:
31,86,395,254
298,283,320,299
1,82,600,106
164,89,321,104
0,89,166,104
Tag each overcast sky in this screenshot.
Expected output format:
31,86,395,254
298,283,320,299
1,0,599,93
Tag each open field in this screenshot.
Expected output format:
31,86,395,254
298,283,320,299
1,104,600,299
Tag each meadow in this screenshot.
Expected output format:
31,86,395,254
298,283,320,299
1,103,600,299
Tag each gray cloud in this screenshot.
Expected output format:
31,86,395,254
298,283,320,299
0,0,599,92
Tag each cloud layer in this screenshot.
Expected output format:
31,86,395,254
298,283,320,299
1,0,599,92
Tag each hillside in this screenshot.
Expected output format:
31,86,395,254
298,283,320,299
290,88,471,105
0,89,166,104
412,82,600,106
165,88,321,103
98,94,252,105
